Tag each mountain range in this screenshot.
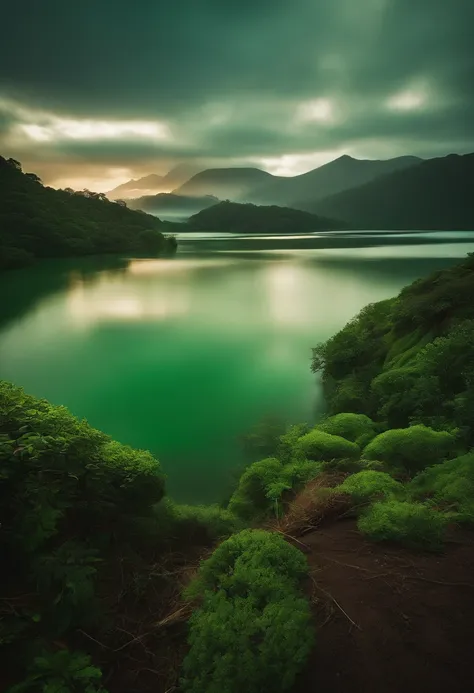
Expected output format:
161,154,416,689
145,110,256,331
310,153,474,230
173,167,276,200
107,163,200,199
248,154,422,207
106,152,474,231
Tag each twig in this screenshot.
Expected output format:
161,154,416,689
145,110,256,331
321,556,372,572
310,577,361,630
272,528,311,551
154,604,190,628
78,629,112,650
405,575,474,589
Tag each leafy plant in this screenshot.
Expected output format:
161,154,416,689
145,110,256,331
182,530,313,693
338,470,405,504
358,500,447,550
363,424,457,474
409,452,474,524
295,429,360,462
9,649,106,693
316,413,376,446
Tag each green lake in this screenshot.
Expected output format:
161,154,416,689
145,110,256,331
1,230,474,503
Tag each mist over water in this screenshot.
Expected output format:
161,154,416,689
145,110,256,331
1,230,473,503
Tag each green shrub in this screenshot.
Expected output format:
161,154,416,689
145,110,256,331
0,382,166,687
320,457,367,473
279,460,322,488
316,413,376,445
338,470,405,504
228,458,283,519
358,500,447,550
9,649,105,693
185,529,308,600
277,423,309,461
228,457,321,520
182,591,313,693
363,424,457,474
155,500,242,541
409,453,474,524
182,530,313,693
295,429,360,462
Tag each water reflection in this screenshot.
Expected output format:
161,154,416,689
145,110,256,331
1,232,474,503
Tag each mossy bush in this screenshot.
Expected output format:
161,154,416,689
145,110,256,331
409,453,474,524
152,499,242,542
182,530,314,693
363,424,457,474
316,413,376,446
228,457,321,521
295,429,360,462
358,500,447,550
338,470,405,505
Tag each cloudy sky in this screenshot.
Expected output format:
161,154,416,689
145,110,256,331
1,0,473,190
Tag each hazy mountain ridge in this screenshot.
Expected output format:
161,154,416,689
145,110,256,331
311,152,474,230
107,164,200,199
128,192,220,220
248,155,422,207
173,167,278,199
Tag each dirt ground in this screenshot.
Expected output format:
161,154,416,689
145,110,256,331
294,520,474,693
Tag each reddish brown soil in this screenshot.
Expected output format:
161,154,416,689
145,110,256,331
295,520,474,693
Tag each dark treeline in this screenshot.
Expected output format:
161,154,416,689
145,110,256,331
188,200,345,233
0,157,177,270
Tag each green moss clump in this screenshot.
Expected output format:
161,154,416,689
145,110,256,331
316,412,376,446
358,500,447,550
338,470,405,504
409,453,474,524
295,429,360,462
182,530,314,693
363,424,457,474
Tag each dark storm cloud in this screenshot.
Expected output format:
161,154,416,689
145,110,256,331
0,0,473,185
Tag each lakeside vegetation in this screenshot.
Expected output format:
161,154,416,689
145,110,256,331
0,157,177,270
2,255,474,691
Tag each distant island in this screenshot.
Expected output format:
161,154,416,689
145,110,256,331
187,200,345,233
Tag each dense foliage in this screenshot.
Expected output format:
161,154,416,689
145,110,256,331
188,200,344,233
0,156,177,269
182,530,314,693
310,254,474,550
358,500,447,550
295,429,360,461
228,457,321,520
312,254,474,444
338,470,405,504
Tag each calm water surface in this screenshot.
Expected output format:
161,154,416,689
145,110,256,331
1,230,474,502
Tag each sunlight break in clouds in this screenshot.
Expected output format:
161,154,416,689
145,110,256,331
296,98,335,123
386,87,428,112
20,118,170,142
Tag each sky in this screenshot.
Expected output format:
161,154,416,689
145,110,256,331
0,0,473,191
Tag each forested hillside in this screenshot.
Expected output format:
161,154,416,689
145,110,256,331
188,200,344,233
311,152,474,229
0,157,177,270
